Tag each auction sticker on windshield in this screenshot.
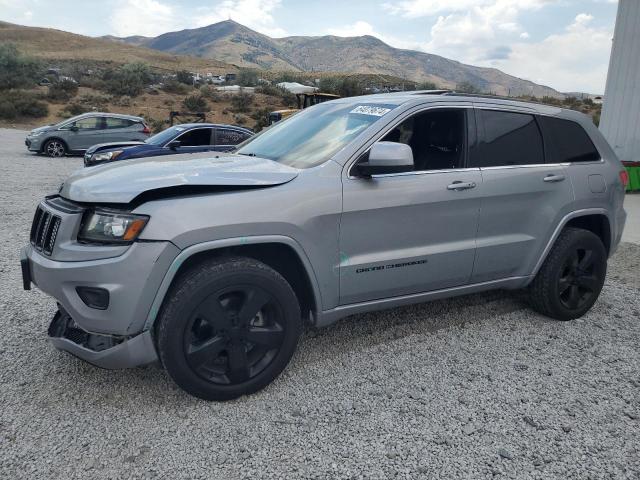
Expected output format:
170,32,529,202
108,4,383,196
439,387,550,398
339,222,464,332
350,105,392,117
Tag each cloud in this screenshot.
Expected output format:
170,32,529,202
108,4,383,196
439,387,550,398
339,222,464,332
384,0,555,18
482,45,512,60
110,0,176,37
109,0,286,38
195,0,287,37
327,21,422,50
492,13,613,92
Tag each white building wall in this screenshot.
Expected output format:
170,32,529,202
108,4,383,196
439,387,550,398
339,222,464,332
600,0,640,162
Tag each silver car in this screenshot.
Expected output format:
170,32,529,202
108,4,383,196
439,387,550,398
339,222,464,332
25,112,150,157
21,92,627,400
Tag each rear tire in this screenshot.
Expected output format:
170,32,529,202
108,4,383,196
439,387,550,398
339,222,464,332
529,227,607,321
43,139,66,157
157,256,302,401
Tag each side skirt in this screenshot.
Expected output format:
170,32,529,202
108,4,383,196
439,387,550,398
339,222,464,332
315,275,532,327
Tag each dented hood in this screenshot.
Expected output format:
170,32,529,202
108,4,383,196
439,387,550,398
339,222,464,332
60,152,299,204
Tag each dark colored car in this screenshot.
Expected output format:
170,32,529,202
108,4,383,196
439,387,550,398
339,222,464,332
84,123,254,166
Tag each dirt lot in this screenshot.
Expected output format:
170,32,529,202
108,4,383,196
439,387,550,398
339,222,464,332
0,128,639,479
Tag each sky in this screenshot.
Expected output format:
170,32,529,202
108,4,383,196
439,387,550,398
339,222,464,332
0,0,620,93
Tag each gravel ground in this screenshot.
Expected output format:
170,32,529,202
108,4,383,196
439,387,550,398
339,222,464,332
1,128,639,480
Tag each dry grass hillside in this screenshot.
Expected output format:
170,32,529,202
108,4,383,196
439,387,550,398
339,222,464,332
0,21,235,74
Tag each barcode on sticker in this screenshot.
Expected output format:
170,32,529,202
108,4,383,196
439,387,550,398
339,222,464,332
350,106,392,117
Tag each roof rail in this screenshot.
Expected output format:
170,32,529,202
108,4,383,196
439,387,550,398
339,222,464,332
410,90,452,95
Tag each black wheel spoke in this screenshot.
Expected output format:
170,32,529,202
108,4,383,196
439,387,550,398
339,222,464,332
246,326,284,348
567,285,581,309
558,276,572,295
578,250,594,271
576,274,599,292
187,336,226,367
238,287,271,324
198,296,230,329
227,345,250,383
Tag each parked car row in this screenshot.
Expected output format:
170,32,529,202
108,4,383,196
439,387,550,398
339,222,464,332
25,112,254,165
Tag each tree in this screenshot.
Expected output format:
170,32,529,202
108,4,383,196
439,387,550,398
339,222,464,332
0,43,42,90
455,81,479,94
237,68,259,87
176,70,193,85
416,81,438,90
103,62,151,97
182,94,209,112
48,79,78,101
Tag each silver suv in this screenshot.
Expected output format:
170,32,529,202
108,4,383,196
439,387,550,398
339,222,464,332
21,92,627,400
25,112,150,157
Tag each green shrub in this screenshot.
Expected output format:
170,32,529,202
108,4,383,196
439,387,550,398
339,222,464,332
176,70,193,85
59,103,90,117
102,62,151,97
0,90,48,119
182,94,209,112
256,84,296,107
162,79,189,94
416,81,438,90
0,43,42,90
47,80,78,102
250,107,272,132
230,90,254,113
455,82,479,93
237,69,259,87
199,85,222,102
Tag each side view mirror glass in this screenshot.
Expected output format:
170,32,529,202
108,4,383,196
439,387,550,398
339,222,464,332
167,140,181,150
356,141,414,177
69,125,79,132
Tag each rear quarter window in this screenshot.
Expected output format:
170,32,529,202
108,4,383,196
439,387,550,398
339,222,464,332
538,116,600,163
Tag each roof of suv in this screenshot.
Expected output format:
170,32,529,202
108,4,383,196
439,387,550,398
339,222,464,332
332,90,584,122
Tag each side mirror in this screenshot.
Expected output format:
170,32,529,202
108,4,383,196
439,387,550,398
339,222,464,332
356,141,414,177
69,125,79,132
167,140,181,150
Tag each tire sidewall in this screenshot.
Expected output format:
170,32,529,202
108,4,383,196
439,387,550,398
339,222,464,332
544,230,607,320
158,260,301,400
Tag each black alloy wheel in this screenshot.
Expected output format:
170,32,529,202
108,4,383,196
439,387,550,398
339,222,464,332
185,284,285,385
157,257,302,401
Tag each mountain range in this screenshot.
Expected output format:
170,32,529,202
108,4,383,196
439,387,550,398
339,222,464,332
105,20,563,98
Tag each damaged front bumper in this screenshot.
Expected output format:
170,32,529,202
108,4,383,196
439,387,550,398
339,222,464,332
48,309,158,369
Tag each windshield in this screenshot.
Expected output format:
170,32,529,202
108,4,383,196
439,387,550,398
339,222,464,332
146,126,185,146
236,102,396,169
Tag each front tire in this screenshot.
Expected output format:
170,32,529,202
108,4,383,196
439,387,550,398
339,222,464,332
529,227,607,321
43,139,66,157
157,257,302,401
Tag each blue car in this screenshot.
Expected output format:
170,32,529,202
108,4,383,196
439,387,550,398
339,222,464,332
84,123,254,167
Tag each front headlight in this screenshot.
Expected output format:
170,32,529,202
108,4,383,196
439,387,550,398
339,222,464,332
30,131,45,137
91,150,123,163
78,210,149,244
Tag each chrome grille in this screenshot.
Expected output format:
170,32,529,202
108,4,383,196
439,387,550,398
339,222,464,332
30,205,61,256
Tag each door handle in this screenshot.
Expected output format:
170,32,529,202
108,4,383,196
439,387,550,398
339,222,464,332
543,174,566,183
447,181,477,191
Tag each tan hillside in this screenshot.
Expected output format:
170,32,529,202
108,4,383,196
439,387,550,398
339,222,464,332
0,21,236,73
109,19,564,98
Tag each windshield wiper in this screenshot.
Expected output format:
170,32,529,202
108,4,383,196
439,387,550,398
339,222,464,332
237,152,256,157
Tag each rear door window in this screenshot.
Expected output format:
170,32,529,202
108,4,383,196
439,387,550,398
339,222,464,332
105,117,135,129
216,129,250,146
538,116,600,163
176,128,214,146
472,110,544,167
74,117,102,130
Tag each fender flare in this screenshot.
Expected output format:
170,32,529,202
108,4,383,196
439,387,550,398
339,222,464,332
142,235,323,331
531,208,612,277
